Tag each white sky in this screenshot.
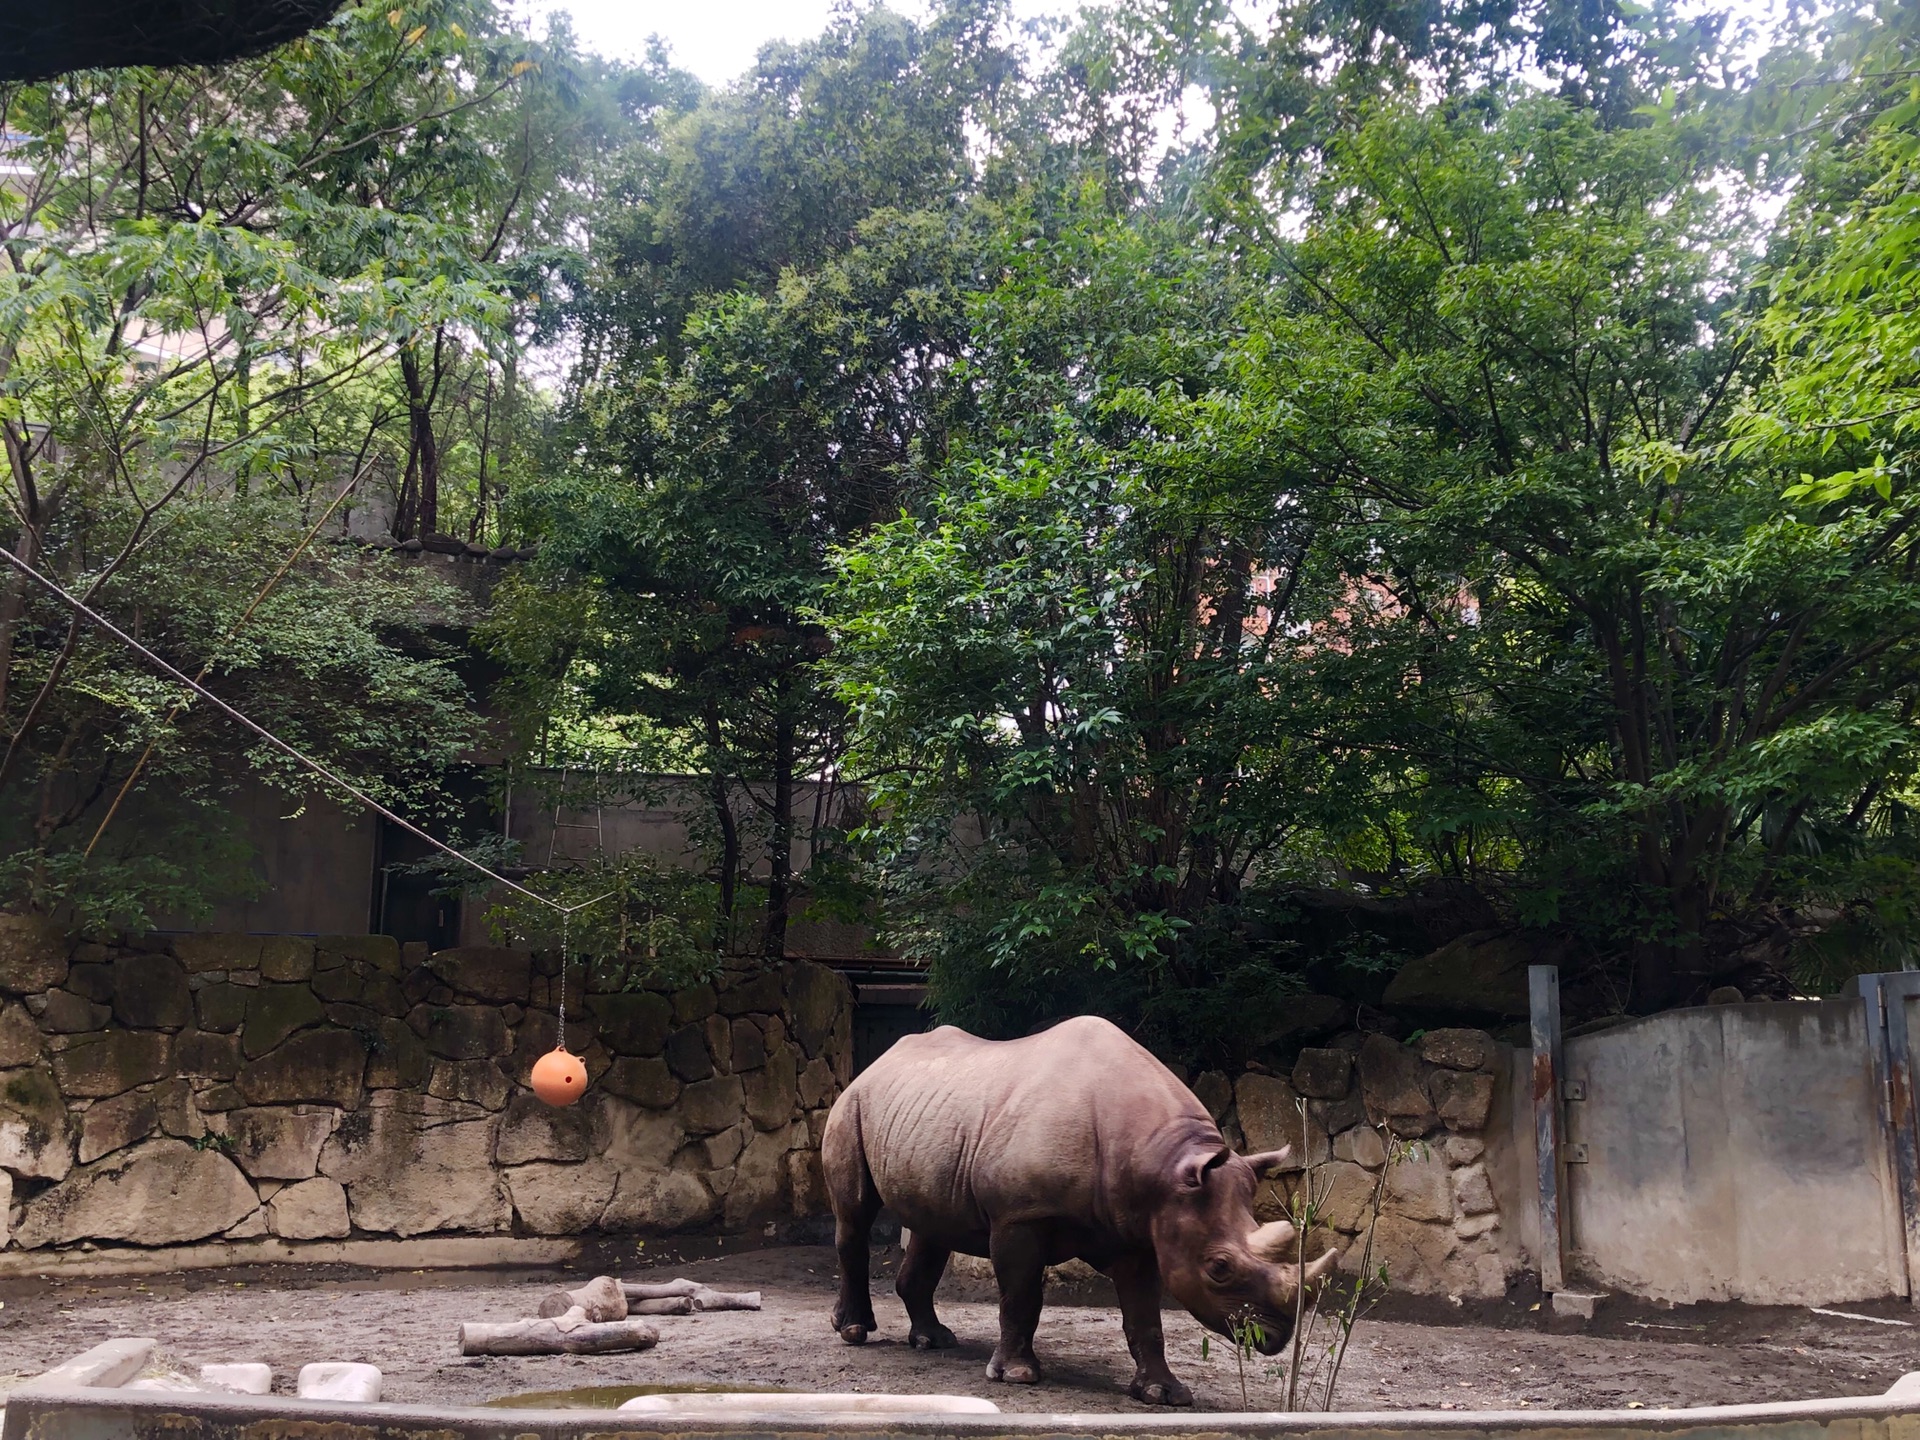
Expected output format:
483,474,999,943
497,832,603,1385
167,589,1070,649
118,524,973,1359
516,0,1791,89
513,0,1062,86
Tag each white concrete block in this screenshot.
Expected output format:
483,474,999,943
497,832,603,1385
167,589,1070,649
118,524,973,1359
30,1338,156,1389
1550,1289,1605,1321
199,1363,273,1395
296,1362,382,1402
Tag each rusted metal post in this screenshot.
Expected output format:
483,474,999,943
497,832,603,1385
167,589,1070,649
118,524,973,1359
1863,972,1920,1303
1530,964,1565,1294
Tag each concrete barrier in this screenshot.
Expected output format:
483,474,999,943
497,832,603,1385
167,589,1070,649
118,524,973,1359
11,1341,1920,1440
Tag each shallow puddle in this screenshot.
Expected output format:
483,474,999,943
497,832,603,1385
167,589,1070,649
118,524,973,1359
485,1382,789,1410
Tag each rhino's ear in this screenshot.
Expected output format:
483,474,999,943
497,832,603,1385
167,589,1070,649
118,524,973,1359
1182,1148,1234,1190
1241,1147,1292,1178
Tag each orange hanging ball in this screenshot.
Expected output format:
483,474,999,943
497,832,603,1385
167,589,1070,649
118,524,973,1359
531,1046,588,1107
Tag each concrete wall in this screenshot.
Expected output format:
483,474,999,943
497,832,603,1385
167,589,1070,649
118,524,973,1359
0,915,851,1256
170,785,377,936
1561,1001,1908,1305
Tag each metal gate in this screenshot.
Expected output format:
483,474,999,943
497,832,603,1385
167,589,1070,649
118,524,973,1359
1530,966,1911,1306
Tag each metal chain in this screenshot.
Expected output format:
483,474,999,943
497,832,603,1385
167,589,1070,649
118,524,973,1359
557,907,569,1048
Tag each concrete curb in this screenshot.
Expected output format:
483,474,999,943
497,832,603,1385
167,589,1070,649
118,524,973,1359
0,1234,582,1279
9,1341,1920,1440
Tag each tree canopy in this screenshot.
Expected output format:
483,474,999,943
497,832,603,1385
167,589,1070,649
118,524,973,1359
7,0,1920,1040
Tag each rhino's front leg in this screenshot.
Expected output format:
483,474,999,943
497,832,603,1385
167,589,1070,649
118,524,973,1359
1110,1251,1193,1406
985,1222,1046,1385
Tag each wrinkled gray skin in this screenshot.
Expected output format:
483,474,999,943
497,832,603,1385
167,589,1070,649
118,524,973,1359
822,1016,1327,1406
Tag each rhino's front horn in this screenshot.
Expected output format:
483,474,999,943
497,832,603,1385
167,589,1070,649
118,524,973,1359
1248,1220,1297,1259
1299,1248,1340,1289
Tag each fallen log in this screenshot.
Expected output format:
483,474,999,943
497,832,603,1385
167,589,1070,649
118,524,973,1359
536,1275,626,1322
619,1279,761,1312
627,1296,694,1316
691,1288,761,1312
459,1308,659,1357
618,1278,698,1300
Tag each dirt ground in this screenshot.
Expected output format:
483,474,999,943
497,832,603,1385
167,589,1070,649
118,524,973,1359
4,1241,1920,1414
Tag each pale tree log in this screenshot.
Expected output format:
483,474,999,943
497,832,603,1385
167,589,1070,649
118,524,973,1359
459,1309,659,1357
535,1275,626,1322
619,1279,761,1311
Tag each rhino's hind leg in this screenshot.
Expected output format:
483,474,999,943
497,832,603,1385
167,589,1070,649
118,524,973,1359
984,1222,1046,1385
825,1116,881,1344
897,1232,957,1350
1110,1251,1193,1407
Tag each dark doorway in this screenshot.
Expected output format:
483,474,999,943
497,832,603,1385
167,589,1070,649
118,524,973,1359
372,817,462,949
848,978,932,1073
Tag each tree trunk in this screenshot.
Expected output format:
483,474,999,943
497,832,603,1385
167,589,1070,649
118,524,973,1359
763,684,796,960
399,344,441,538
704,700,740,952
1628,846,1714,1012
0,422,43,719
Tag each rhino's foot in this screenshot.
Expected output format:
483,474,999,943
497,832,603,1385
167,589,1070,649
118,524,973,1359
909,1323,957,1351
832,1301,876,1346
986,1351,1042,1385
1128,1374,1193,1408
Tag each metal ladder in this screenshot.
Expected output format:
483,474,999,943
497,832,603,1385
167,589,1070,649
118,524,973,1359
546,768,605,864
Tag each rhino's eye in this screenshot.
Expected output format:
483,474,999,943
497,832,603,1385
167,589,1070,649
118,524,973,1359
1204,1255,1234,1285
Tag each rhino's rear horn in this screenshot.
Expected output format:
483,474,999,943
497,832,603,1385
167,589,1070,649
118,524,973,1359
1299,1247,1340,1291
1249,1220,1297,1259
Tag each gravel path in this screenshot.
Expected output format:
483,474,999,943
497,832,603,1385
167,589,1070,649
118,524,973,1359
3,1243,1918,1414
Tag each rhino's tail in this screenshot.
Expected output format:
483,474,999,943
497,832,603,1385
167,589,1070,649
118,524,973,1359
821,1088,880,1225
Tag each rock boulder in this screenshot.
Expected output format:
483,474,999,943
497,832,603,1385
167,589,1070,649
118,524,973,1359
268,1176,351,1239
111,955,193,1029
0,913,66,994
243,984,326,1057
494,1090,603,1165
429,947,531,1004
787,962,847,1058
590,992,673,1056
1382,931,1540,1018
1292,1047,1354,1100
0,1002,43,1066
601,1057,680,1108
0,1065,72,1178
318,1093,506,1235
1430,1068,1495,1130
1234,1072,1329,1168
224,1106,337,1180
1418,1027,1494,1070
505,1159,619,1233
744,1046,798,1130
599,1166,714,1232
77,1090,158,1164
14,1138,257,1247
51,1031,171,1098
1357,1035,1437,1133
236,1030,366,1108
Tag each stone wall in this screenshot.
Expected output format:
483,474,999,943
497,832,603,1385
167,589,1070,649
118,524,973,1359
1192,1028,1520,1300
0,916,851,1253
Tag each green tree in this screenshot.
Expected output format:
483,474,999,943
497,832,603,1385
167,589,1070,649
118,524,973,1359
824,208,1339,1048
1248,96,1920,1007
499,6,1005,957
0,1,590,925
